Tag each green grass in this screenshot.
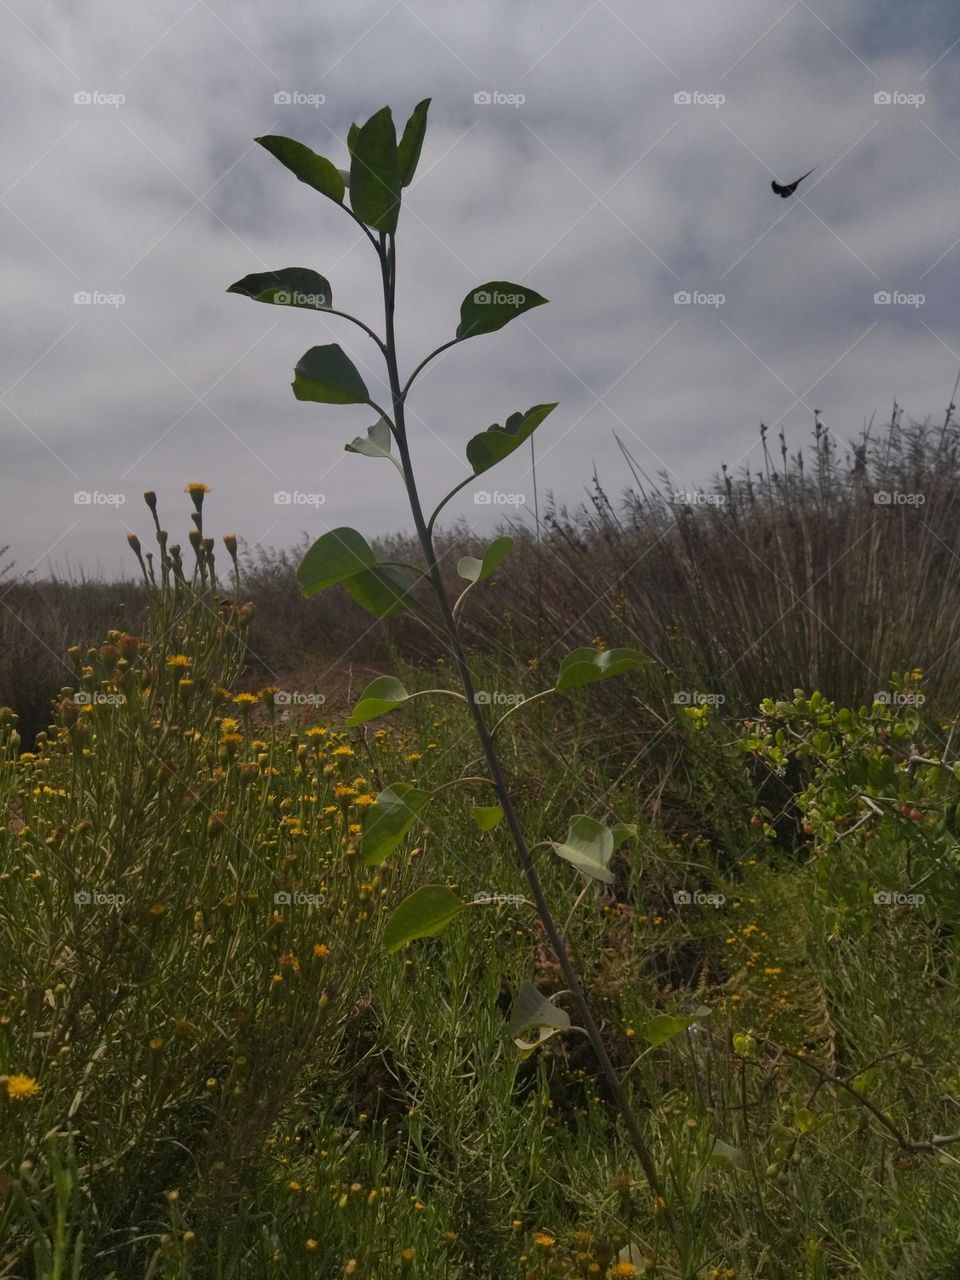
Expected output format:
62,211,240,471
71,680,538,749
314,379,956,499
1,486,959,1278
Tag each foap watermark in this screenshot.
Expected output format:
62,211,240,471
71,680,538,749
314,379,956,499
472,890,526,906
274,690,326,708
873,490,925,506
274,490,326,506
74,290,125,308
74,90,125,108
874,691,925,707
472,288,526,308
672,490,725,506
74,491,126,506
74,889,125,907
274,890,327,908
474,90,525,108
474,690,526,707
274,289,328,308
873,890,925,907
874,90,925,108
673,889,726,908
874,290,924,308
74,691,126,707
274,91,326,108
674,90,725,108
674,290,725,308
673,691,726,706
474,490,526,506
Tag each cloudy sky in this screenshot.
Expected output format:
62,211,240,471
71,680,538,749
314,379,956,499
2,0,958,577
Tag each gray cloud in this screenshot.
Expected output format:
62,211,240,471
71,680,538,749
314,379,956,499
1,0,958,575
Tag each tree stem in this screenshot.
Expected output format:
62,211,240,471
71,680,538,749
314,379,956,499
376,232,668,1212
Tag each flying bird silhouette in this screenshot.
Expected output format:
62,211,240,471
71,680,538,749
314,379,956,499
771,167,816,198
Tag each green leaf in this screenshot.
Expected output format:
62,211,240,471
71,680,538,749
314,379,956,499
550,814,616,884
346,676,411,727
555,646,649,692
345,417,393,460
509,982,571,1036
226,268,332,311
851,1068,878,1096
297,528,376,599
457,281,548,339
349,106,401,233
255,136,345,203
794,1107,816,1135
293,344,369,405
514,1026,564,1060
466,404,557,477
362,782,431,865
347,122,359,153
612,822,638,849
641,1006,712,1048
383,884,467,954
397,98,430,186
457,536,514,584
707,1139,747,1172
471,804,504,832
344,565,418,617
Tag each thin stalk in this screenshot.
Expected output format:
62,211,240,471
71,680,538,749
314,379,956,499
376,231,669,1212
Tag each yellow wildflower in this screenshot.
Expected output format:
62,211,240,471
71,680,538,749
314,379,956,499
3,1073,41,1102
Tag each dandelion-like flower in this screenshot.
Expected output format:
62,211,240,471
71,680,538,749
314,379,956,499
3,1073,40,1102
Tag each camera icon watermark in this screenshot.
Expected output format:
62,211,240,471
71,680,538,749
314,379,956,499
672,490,726,506
472,288,526,308
273,290,327,308
74,290,125,308
273,91,325,108
673,290,725,308
873,490,925,506
473,690,526,707
74,90,125,108
73,491,126,506
473,90,525,108
873,290,924,307
673,90,725,108
273,690,326,708
473,491,526,506
874,90,924,108
673,889,726,908
673,691,726,706
73,691,126,707
74,888,126,907
874,691,925,707
274,491,326,506
273,890,326,907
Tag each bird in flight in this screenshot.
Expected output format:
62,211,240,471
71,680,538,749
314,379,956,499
771,167,816,198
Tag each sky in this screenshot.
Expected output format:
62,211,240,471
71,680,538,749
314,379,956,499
2,0,959,578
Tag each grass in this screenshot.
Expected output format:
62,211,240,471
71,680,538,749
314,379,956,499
0,435,958,1277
